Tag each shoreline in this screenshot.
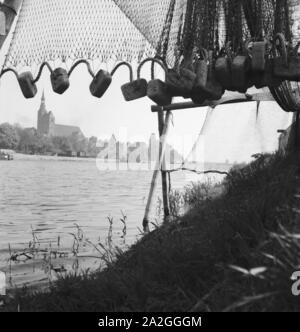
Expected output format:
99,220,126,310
13,153,97,162
11,153,234,172
2,151,299,312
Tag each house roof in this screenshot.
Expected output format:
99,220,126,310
52,124,83,137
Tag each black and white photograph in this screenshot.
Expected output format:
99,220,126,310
0,0,300,317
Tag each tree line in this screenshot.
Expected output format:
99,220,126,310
0,123,98,156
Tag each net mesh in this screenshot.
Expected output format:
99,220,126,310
164,101,293,198
3,0,300,70
1,0,300,113
3,0,185,70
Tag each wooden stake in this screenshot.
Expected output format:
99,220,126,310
143,111,172,233
294,111,300,149
151,91,275,113
158,108,170,222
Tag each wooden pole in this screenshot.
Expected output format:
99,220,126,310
294,111,300,149
143,111,172,233
158,108,170,222
151,91,275,113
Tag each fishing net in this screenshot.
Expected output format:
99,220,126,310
267,0,300,112
3,0,298,70
1,0,300,114
1,1,300,68
1,0,226,70
163,101,293,204
2,0,185,70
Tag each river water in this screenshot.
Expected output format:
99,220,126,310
0,155,225,290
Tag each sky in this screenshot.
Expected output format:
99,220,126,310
0,13,294,164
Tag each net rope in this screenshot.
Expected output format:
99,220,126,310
163,107,232,183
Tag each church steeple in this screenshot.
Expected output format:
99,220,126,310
37,90,48,135
41,90,46,106
39,90,47,114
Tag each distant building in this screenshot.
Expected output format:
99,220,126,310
96,135,118,160
37,91,84,138
128,142,148,163
148,133,159,162
117,141,127,162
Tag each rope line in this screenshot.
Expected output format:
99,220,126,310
165,168,229,176
0,67,19,80
33,62,53,83
111,62,133,81
68,59,95,78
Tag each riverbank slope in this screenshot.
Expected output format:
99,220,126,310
2,150,300,312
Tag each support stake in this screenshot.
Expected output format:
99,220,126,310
143,111,172,233
295,111,300,149
158,108,170,223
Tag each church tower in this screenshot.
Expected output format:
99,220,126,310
37,91,55,136
36,90,83,139
37,91,47,135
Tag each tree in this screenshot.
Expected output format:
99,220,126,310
1,122,95,156
18,128,39,154
36,134,54,154
0,123,19,150
69,132,88,153
87,136,98,156
52,136,72,155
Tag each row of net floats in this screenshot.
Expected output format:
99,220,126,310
0,33,299,106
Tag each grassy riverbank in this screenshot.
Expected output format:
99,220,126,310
2,150,300,312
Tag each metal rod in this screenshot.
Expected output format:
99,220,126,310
143,111,172,233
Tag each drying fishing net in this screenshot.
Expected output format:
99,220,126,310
268,0,300,113
2,0,298,68
1,0,300,114
2,0,186,70
164,102,293,202
2,0,222,70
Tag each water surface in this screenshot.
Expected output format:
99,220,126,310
0,155,193,288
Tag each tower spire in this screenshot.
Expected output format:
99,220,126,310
41,90,45,103
38,90,47,116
